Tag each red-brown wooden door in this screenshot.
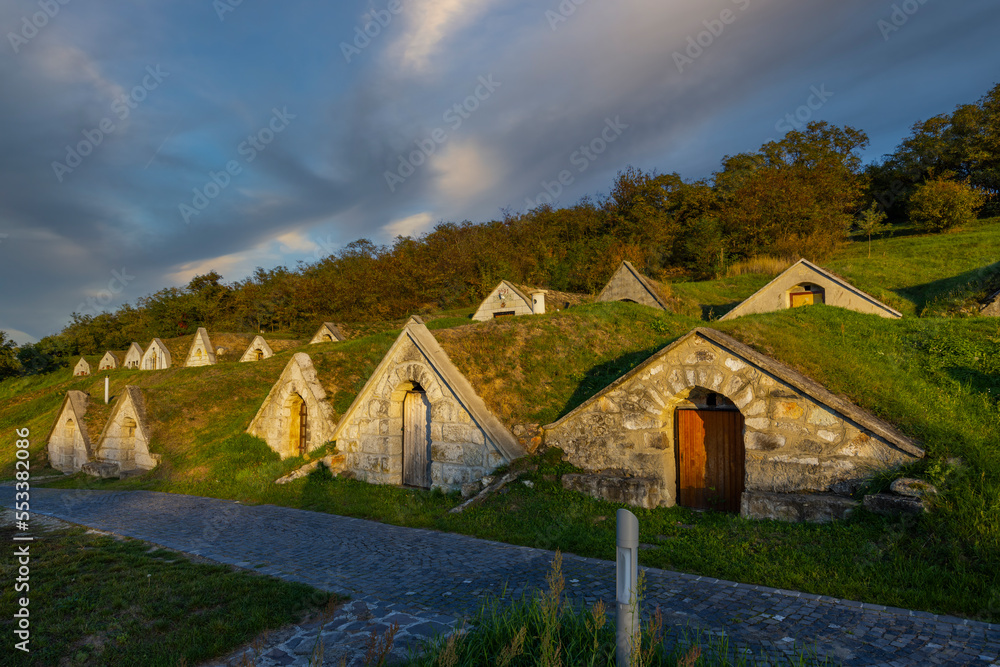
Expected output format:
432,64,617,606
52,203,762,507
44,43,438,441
403,390,431,488
676,409,745,513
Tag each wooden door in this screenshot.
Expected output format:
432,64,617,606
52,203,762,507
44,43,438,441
298,402,308,456
676,409,745,513
790,292,815,308
403,390,430,487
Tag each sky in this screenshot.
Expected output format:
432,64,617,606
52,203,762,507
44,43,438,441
1,0,998,344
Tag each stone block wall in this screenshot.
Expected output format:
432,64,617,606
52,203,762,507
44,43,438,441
472,283,533,321
544,331,920,518
335,337,508,490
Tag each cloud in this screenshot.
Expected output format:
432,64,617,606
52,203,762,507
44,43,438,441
389,0,498,74
432,140,499,205
381,211,434,239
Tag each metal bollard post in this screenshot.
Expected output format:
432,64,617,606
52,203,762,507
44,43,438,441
616,508,639,665
105,376,109,404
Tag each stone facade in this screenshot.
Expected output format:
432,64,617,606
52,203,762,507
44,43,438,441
184,327,217,367
310,322,345,344
91,386,160,475
99,351,120,371
74,358,91,376
140,338,171,370
240,335,274,362
720,259,902,321
123,343,143,369
247,353,337,458
982,289,1000,316
333,317,525,490
46,391,93,473
597,261,669,310
472,280,539,321
543,328,923,521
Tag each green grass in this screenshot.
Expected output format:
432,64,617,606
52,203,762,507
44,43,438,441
0,521,335,666
4,223,1000,626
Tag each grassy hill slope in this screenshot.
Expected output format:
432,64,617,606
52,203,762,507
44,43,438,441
3,225,1000,620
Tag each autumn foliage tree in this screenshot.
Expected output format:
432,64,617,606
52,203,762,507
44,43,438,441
909,178,986,233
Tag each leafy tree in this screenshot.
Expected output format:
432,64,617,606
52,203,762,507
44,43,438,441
855,202,890,257
16,343,63,376
909,178,985,233
0,332,20,380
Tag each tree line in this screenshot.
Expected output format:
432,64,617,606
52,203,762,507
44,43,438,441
3,83,996,378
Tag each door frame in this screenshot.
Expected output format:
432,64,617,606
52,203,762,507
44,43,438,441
674,407,745,513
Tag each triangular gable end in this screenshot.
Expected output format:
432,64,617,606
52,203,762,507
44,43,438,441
74,358,91,376
123,343,143,369
46,391,93,473
543,327,922,518
333,318,525,489
471,280,534,322
240,335,275,362
247,353,337,458
98,351,120,371
92,386,159,473
720,259,902,321
309,322,345,344
184,327,217,367
140,339,171,370
597,261,669,310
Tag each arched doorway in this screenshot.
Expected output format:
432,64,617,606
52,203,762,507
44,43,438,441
323,334,333,342
402,385,431,488
286,394,307,457
787,283,825,309
675,392,745,513
255,349,264,361
62,418,76,468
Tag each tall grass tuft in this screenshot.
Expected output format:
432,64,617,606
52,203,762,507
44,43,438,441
725,255,795,277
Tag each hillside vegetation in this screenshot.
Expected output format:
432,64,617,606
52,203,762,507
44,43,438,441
3,218,1000,620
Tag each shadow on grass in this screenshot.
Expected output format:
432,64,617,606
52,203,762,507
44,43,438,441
945,366,1000,405
555,340,680,421
701,301,740,321
895,261,1000,315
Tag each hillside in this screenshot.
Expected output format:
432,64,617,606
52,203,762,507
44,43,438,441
3,223,1000,620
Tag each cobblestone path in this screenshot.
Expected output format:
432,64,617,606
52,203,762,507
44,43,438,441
7,488,1000,666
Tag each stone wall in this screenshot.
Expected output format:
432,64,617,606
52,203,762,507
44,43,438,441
95,387,158,473
597,262,667,310
472,281,533,321
185,328,216,367
248,353,336,458
721,260,901,320
47,391,91,473
543,329,922,519
335,335,509,489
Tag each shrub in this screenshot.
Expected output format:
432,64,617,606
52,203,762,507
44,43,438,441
909,179,985,233
725,255,795,277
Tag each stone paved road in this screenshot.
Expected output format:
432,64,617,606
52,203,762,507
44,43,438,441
6,488,1000,666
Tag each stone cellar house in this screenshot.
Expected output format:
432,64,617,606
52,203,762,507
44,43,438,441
543,327,923,522
597,261,671,311
83,386,160,478
98,351,121,371
310,322,345,344
247,353,337,458
184,327,217,367
240,335,274,362
46,391,94,473
140,338,171,370
471,280,587,322
719,259,902,321
73,357,91,376
333,317,525,490
123,342,143,369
